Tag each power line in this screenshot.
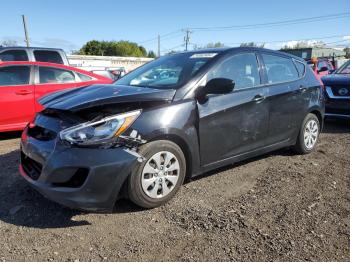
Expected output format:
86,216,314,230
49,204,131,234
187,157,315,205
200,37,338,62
138,30,182,44
141,32,184,47
324,39,350,45
161,44,184,53
193,34,350,47
188,12,350,31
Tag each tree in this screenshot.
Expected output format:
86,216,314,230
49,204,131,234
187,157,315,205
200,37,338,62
280,40,326,50
147,51,157,58
344,47,350,59
0,40,19,47
78,40,149,57
138,46,147,57
240,42,265,48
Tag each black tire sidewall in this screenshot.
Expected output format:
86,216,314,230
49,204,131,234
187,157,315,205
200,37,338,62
128,140,186,208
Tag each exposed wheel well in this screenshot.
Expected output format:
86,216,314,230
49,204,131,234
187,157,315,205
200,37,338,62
116,134,193,203
309,110,323,129
149,134,193,182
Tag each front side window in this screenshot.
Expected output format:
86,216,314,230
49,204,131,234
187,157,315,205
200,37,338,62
34,50,63,64
262,54,299,84
0,66,30,85
206,53,261,90
39,67,75,84
115,52,216,89
0,50,28,61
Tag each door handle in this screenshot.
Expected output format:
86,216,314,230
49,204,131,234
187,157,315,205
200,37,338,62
299,86,307,93
252,94,265,103
15,90,32,95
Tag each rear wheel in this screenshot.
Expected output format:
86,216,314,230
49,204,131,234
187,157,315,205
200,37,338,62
128,140,186,208
293,113,320,154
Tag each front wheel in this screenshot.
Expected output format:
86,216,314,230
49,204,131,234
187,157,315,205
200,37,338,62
128,140,186,208
293,113,320,154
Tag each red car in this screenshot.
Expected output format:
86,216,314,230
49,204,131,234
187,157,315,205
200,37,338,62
307,58,335,81
0,61,113,132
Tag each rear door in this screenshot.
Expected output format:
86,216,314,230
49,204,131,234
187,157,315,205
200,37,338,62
197,52,269,166
0,65,34,131
260,52,308,145
34,66,78,112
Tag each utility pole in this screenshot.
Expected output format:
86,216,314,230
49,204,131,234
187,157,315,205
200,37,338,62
22,15,30,47
183,29,192,51
158,34,160,57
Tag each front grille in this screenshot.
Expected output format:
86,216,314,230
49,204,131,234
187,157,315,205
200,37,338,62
331,86,350,97
21,152,43,181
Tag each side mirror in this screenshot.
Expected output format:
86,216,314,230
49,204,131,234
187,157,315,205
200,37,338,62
318,66,328,73
200,78,235,97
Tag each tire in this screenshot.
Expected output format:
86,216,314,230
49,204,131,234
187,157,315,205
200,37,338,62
293,113,320,154
128,140,186,208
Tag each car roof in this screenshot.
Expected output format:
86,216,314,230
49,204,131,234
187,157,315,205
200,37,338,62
174,47,305,63
0,61,110,80
0,46,64,52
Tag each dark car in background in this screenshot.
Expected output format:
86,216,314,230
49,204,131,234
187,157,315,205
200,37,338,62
19,47,324,211
0,46,69,65
322,60,350,119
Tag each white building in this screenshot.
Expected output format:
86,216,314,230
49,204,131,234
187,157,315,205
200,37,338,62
68,55,154,72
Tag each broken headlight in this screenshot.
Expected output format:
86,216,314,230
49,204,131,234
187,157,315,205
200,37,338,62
60,110,141,146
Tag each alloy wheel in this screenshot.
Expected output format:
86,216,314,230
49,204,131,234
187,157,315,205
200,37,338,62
304,119,319,150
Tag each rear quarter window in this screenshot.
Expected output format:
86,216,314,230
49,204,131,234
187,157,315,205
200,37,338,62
34,50,63,64
262,54,299,84
77,73,93,82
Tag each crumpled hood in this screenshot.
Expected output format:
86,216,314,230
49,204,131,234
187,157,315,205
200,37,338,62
321,74,350,86
39,84,176,111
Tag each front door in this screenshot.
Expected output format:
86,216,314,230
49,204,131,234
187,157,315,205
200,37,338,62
197,52,269,167
0,65,34,131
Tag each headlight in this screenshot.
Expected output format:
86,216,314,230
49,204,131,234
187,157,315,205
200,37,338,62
60,110,141,146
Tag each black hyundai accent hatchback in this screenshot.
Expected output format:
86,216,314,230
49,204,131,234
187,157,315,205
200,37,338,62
20,47,324,211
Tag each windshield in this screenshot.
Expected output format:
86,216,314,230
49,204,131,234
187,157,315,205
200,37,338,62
336,60,350,74
115,52,217,89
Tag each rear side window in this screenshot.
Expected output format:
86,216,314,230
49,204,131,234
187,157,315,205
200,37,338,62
262,54,299,84
0,66,30,85
77,72,93,82
207,52,261,90
34,50,63,64
0,50,29,61
294,60,306,77
39,67,75,84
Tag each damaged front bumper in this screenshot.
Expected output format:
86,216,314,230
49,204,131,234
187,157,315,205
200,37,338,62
19,114,145,212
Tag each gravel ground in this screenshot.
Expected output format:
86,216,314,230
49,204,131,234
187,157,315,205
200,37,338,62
0,120,349,262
